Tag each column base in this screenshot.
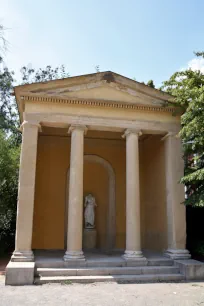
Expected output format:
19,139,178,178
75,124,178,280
122,250,147,266
63,250,85,261
164,249,191,260
11,250,34,262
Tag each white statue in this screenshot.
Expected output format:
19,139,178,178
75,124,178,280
84,194,97,228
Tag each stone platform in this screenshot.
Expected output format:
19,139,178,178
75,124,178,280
34,250,173,268
34,250,183,284
6,250,204,285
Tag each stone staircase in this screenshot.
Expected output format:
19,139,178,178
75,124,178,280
34,256,184,284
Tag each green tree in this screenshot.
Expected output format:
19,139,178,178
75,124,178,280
0,130,20,254
162,52,204,207
0,60,19,133
0,24,20,144
1,63,70,136
0,32,70,252
20,65,70,84
0,23,71,253
147,79,155,88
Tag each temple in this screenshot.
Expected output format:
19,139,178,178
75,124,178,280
7,71,202,286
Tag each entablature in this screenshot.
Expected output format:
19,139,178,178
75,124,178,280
23,112,181,135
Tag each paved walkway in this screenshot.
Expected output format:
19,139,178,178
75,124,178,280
1,276,204,306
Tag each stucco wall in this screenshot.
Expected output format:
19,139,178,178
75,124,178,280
32,134,68,249
83,162,109,249
140,135,167,251
32,131,126,250
32,132,167,251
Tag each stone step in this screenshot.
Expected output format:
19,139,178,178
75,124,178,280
147,259,174,266
36,266,179,277
35,258,173,269
35,259,124,268
35,273,184,284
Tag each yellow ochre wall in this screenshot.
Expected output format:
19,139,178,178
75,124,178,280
32,132,167,251
83,162,109,249
140,135,167,251
32,131,126,250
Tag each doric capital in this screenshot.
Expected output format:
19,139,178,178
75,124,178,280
68,124,88,135
161,132,179,141
122,129,142,139
20,121,42,132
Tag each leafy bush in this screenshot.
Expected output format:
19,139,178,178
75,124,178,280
194,241,204,256
0,130,20,254
162,52,204,207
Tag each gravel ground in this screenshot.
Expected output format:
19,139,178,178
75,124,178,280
1,276,204,306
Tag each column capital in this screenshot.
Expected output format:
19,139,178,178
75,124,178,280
68,124,88,135
161,131,179,141
20,121,42,132
122,129,142,139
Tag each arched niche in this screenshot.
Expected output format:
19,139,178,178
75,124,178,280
65,154,116,252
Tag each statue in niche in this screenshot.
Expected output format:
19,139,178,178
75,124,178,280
84,193,97,229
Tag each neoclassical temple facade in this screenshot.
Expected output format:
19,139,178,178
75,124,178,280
6,71,192,284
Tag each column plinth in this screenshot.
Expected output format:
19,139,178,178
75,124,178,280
64,251,85,261
123,250,144,259
122,129,146,262
164,249,190,260
64,125,87,262
11,121,40,262
11,251,34,262
163,133,190,260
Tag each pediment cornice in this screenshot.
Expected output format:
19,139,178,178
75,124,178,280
21,94,175,113
15,71,175,121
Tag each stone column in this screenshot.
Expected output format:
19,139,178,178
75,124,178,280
123,129,146,262
11,121,41,262
64,125,87,261
163,133,190,259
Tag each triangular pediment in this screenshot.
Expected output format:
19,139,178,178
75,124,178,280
28,83,165,106
15,71,173,117
67,84,145,104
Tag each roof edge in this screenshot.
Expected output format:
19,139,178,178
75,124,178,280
14,70,173,102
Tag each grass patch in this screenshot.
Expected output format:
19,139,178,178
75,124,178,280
62,280,73,285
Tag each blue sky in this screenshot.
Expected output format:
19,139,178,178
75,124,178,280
1,0,204,86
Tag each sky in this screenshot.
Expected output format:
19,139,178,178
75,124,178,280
1,0,204,86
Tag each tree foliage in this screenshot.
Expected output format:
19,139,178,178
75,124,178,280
162,52,204,207
0,24,20,143
0,25,70,253
0,130,20,254
147,79,155,88
0,59,19,135
20,65,70,84
0,63,70,138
